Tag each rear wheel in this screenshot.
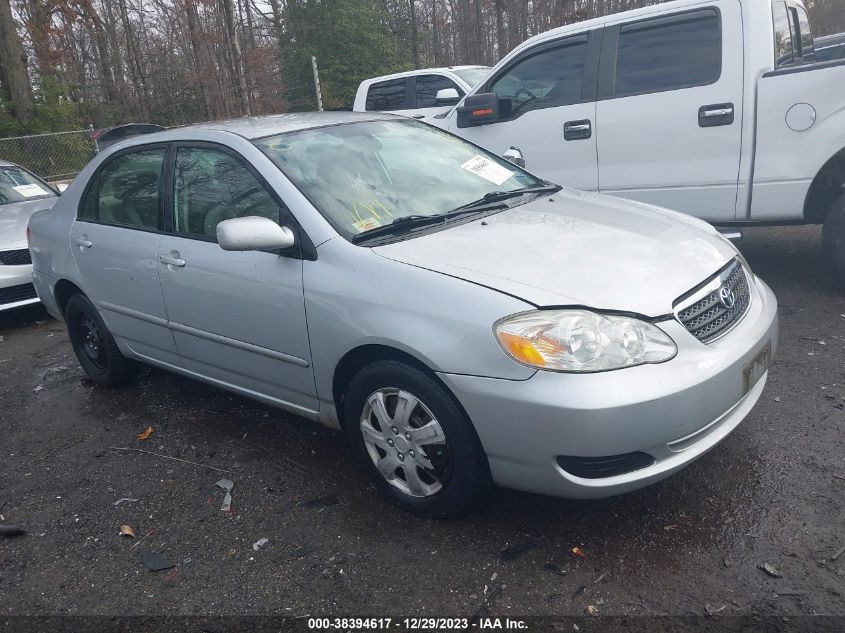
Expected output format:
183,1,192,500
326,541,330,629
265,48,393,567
822,192,845,282
344,361,491,517
65,294,139,388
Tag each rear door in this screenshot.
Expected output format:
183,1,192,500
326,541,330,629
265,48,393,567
155,143,317,414
595,3,743,221
70,145,181,366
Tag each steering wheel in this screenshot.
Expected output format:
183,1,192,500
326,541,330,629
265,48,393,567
202,186,271,237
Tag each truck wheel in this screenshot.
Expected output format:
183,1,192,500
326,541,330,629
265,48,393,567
822,192,845,282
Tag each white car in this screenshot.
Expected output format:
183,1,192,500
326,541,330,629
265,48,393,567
431,0,845,280
1,160,58,311
353,66,490,120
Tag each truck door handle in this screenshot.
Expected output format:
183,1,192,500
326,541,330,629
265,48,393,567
73,238,93,248
564,119,592,140
698,103,734,127
159,254,186,268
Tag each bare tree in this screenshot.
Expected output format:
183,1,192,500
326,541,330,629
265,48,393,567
0,0,33,122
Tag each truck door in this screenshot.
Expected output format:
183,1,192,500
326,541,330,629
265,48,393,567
595,2,744,222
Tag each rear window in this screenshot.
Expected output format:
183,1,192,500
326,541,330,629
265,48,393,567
614,9,721,96
773,2,794,67
415,75,463,108
365,78,407,111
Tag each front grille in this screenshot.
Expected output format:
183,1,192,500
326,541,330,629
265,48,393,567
0,248,31,266
0,283,38,306
557,452,655,479
675,260,751,344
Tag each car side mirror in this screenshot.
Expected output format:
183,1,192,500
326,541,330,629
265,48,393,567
435,88,461,106
217,216,296,252
457,92,500,128
502,146,525,168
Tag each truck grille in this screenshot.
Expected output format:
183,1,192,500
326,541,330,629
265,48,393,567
0,248,31,266
0,283,38,306
675,260,750,343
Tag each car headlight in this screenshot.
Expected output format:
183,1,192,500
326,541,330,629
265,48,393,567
494,310,677,372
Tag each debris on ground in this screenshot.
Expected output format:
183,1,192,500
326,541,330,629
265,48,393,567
571,546,586,558
216,478,234,512
119,524,136,538
543,563,567,577
760,562,784,578
0,525,26,538
586,605,599,615
705,603,726,615
831,545,845,562
499,541,537,562
595,572,607,584
253,538,269,551
112,497,138,506
291,544,314,558
572,584,586,599
664,524,679,530
140,551,175,572
302,494,339,508
129,528,156,550
32,385,44,393
136,426,153,441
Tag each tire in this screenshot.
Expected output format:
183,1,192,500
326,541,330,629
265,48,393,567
822,191,845,282
344,361,491,518
65,294,139,388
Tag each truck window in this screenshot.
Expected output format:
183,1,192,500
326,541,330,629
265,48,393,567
365,78,408,111
773,2,794,66
614,9,721,96
415,75,464,108
793,6,814,62
488,37,587,117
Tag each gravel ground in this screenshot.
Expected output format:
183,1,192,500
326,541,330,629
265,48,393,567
0,225,842,624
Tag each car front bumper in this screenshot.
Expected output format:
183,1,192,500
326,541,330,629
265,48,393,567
438,275,778,499
0,252,39,312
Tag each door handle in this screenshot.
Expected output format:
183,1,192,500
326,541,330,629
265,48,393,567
159,254,186,268
564,119,592,141
698,103,734,127
73,238,93,248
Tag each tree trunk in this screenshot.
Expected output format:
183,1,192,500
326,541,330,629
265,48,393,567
117,0,150,119
221,0,250,116
409,0,420,69
495,0,507,58
0,0,33,123
185,0,214,119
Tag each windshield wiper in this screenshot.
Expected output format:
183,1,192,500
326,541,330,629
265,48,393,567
448,184,561,213
351,214,446,243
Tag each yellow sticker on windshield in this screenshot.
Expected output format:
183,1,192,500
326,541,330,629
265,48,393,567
353,217,382,233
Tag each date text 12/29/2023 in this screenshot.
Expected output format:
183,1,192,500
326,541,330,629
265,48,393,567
307,617,528,630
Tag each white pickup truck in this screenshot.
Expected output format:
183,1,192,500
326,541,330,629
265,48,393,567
427,0,845,279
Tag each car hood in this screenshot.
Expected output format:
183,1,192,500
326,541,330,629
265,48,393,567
0,198,56,250
372,189,738,317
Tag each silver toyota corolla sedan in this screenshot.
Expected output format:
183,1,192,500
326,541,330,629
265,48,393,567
28,113,778,516
1,160,58,311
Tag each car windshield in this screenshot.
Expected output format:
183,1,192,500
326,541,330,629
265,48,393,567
0,167,56,206
452,67,491,87
255,119,543,239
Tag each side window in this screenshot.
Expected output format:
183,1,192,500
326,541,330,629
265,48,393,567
97,148,165,229
489,38,587,117
415,75,464,108
773,2,794,67
365,78,408,111
614,10,721,96
794,6,814,62
78,175,97,220
173,147,281,240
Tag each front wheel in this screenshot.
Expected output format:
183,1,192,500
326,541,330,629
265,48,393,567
65,294,139,388
822,192,845,283
344,361,491,517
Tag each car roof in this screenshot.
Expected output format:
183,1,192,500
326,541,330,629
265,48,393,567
362,65,489,84
171,111,397,140
0,159,17,168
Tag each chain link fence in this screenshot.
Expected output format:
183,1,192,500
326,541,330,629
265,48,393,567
0,129,96,184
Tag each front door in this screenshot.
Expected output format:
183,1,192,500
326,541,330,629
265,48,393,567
156,144,317,413
595,3,744,221
70,145,180,366
447,33,598,191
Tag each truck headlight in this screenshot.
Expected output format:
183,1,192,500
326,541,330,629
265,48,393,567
495,309,676,372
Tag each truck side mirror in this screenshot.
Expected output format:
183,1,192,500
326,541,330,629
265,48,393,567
435,88,461,105
457,93,500,128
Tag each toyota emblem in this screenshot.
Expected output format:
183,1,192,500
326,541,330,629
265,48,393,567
718,285,737,309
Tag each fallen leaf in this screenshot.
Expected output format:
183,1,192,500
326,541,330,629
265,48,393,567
586,605,599,615
136,426,153,441
571,546,586,558
119,524,136,538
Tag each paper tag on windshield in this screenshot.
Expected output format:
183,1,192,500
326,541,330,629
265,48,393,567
353,217,382,233
13,184,46,198
460,155,514,186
